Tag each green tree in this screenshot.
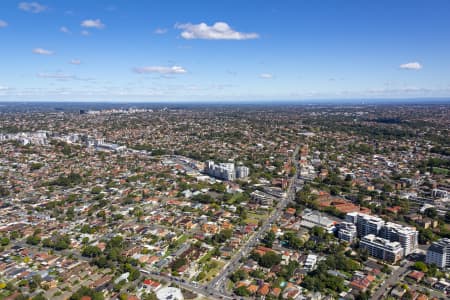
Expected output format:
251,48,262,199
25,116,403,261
80,225,95,234
93,256,110,268
128,268,141,281
70,286,104,300
262,231,276,248
0,186,10,197
26,234,41,245
424,207,438,219
171,258,187,270
91,186,102,194
259,251,282,268
230,269,247,283
413,261,428,273
0,237,10,246
108,235,124,248
32,294,47,300
10,231,20,240
213,229,233,243
30,163,44,171
359,248,368,261
82,245,102,258
142,292,158,300
355,291,370,300
445,211,450,223
235,286,250,296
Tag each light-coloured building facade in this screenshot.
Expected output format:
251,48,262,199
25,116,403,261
426,238,450,269
360,234,404,263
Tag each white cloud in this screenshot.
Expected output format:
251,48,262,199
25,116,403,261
154,28,168,34
0,85,10,96
259,73,273,79
60,26,71,34
0,20,8,28
32,48,54,55
175,22,259,40
37,72,75,80
399,62,422,70
37,72,92,81
70,59,81,65
81,30,90,36
18,2,47,13
133,65,187,74
81,19,105,29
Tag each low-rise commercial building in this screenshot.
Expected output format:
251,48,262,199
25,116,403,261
300,209,336,233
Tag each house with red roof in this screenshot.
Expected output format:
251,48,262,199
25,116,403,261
408,270,425,282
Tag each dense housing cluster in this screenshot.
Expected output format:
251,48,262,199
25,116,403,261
0,103,449,300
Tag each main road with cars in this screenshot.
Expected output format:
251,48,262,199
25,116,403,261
206,145,301,295
140,146,300,299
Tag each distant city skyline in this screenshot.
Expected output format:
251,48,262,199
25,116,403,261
1,0,450,102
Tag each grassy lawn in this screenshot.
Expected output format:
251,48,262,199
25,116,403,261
198,249,214,264
176,234,189,245
244,212,269,225
226,193,247,205
164,234,190,257
200,259,225,283
226,279,234,291
433,167,449,175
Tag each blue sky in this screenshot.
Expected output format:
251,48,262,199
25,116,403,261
0,0,450,102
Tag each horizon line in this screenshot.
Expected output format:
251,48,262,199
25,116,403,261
1,97,450,105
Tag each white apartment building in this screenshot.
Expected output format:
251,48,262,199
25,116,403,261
346,212,418,257
337,222,357,243
205,161,250,181
360,234,404,263
426,238,450,269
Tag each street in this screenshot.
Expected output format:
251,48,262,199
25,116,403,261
206,145,300,295
370,261,412,300
140,271,233,300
